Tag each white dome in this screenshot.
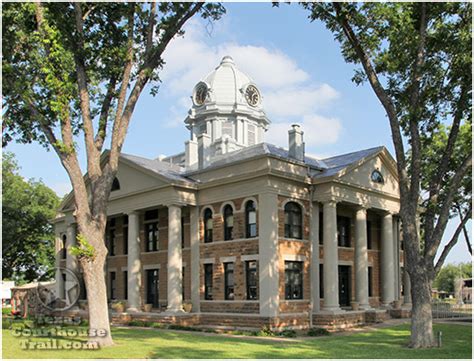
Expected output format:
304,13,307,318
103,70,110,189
201,56,258,107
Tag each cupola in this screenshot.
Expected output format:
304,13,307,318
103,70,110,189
184,56,270,170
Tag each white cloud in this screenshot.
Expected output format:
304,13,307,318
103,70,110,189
266,115,342,148
264,84,339,118
160,19,343,146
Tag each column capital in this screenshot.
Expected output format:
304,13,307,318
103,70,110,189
125,210,140,217
323,199,338,207
354,205,367,214
166,202,186,209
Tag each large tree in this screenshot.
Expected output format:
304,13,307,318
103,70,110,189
302,2,472,348
2,152,60,284
2,2,224,346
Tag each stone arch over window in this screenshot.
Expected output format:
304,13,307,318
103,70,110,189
111,177,121,191
245,200,258,238
223,204,234,241
284,201,303,240
203,207,214,243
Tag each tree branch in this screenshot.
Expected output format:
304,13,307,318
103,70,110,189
426,154,472,260
425,80,469,240
94,76,117,151
146,1,156,55
109,2,205,171
434,206,472,274
331,2,409,197
73,2,101,179
457,204,473,255
109,3,135,154
407,2,427,206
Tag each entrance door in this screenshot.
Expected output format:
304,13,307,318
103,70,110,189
146,269,159,308
338,265,351,307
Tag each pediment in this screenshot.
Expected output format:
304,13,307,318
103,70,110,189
59,157,173,211
339,152,399,196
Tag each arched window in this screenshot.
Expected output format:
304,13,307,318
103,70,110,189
284,202,303,239
111,177,121,191
204,208,213,243
223,205,234,241
245,200,257,238
61,234,67,259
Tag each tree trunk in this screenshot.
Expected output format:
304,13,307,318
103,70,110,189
79,225,113,347
409,271,435,348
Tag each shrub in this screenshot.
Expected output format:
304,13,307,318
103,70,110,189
307,327,330,337
151,322,165,329
257,325,275,337
202,328,218,333
168,324,199,331
2,308,12,316
278,329,297,338
128,320,152,327
80,319,89,327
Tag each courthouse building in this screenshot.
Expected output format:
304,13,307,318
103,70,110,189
53,56,411,329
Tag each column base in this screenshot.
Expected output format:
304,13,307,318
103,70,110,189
359,304,372,311
126,307,141,313
163,307,185,315
380,303,393,310
320,307,344,315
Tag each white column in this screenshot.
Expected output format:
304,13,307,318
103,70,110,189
322,200,340,312
259,192,279,317
393,217,401,301
66,224,78,274
381,212,395,306
190,206,200,312
167,205,183,312
127,211,142,312
355,207,371,309
311,202,320,313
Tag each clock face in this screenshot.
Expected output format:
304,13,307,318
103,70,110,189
194,84,208,105
245,85,260,106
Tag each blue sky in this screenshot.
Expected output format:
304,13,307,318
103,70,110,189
5,3,471,264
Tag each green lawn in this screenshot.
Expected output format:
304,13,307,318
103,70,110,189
2,322,471,359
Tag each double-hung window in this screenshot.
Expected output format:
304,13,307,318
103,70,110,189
224,263,234,300
284,202,303,239
285,261,303,300
246,261,258,300
245,201,257,238
204,264,213,300
145,210,159,252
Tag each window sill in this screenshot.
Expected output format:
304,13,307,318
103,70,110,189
280,238,309,242
200,300,259,303
201,238,259,246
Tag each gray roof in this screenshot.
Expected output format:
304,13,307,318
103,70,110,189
120,153,194,184
188,142,328,172
313,146,384,178
120,145,385,183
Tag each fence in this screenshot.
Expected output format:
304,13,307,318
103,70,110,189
432,302,472,319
